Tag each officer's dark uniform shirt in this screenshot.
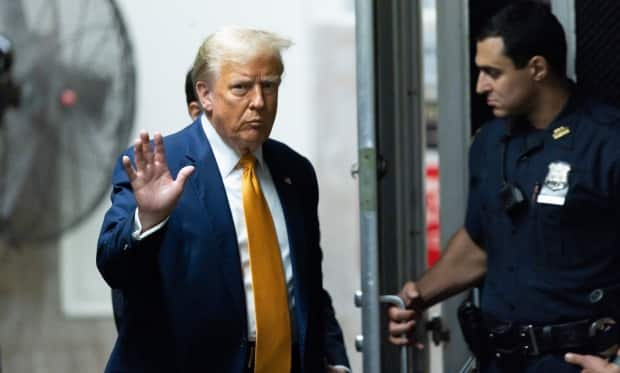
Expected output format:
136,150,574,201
465,90,620,325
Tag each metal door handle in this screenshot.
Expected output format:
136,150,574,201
380,294,409,373
354,291,409,372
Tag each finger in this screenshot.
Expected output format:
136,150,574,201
389,335,411,346
140,131,154,164
175,165,195,188
153,132,166,165
388,335,425,349
565,353,607,370
400,281,421,308
402,282,419,299
388,306,415,322
565,352,585,366
122,155,137,182
134,137,146,171
389,320,415,336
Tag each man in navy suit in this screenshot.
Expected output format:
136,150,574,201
97,27,350,373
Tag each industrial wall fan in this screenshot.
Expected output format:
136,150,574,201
0,0,136,246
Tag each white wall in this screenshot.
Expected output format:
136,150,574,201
117,0,314,156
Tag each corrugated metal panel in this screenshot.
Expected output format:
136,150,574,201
576,0,620,107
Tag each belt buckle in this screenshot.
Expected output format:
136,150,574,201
490,324,539,359
589,317,618,358
589,317,616,337
520,325,540,356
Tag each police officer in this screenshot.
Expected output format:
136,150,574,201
387,2,620,372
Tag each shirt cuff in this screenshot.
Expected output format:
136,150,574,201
132,209,169,241
328,365,351,373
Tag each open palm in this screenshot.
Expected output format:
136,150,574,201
122,131,194,231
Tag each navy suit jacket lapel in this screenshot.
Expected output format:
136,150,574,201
263,142,309,349
183,121,246,321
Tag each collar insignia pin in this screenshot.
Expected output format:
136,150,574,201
552,126,571,140
284,177,292,185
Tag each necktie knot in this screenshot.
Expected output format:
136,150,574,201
239,154,256,170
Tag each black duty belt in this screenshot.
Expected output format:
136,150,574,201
485,317,619,359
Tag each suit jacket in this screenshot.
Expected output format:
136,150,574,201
97,119,350,372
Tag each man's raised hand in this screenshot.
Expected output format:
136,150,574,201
122,131,194,231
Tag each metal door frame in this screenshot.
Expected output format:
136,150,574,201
355,0,428,372
436,1,474,371
354,0,381,371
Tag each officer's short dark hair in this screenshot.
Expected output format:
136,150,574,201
477,1,567,77
185,68,197,105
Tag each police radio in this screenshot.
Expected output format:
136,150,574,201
499,137,526,215
499,133,543,215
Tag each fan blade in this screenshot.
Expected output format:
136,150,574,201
1,1,29,40
0,109,41,221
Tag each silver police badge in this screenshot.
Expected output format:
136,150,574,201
537,161,571,205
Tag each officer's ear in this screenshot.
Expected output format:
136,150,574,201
528,55,549,82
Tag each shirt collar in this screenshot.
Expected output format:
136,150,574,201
201,114,264,177
505,81,579,149
543,81,581,135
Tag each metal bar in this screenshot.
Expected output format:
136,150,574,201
355,0,377,150
355,0,380,372
403,2,429,372
458,356,476,373
380,295,409,373
436,0,474,372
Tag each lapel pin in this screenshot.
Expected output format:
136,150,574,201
552,126,571,140
283,177,292,185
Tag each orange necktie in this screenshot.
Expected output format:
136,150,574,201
239,154,292,373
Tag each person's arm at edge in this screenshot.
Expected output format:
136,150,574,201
417,227,486,307
388,227,487,345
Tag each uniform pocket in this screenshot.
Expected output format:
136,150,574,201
535,183,616,270
564,191,616,268
534,203,565,268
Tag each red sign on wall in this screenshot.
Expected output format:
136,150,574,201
426,155,441,267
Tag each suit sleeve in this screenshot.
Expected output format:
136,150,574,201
304,157,351,369
323,290,351,368
96,152,166,289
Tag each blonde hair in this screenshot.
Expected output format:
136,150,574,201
192,27,292,84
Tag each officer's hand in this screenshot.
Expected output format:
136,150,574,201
388,281,424,346
565,350,620,373
123,131,194,231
